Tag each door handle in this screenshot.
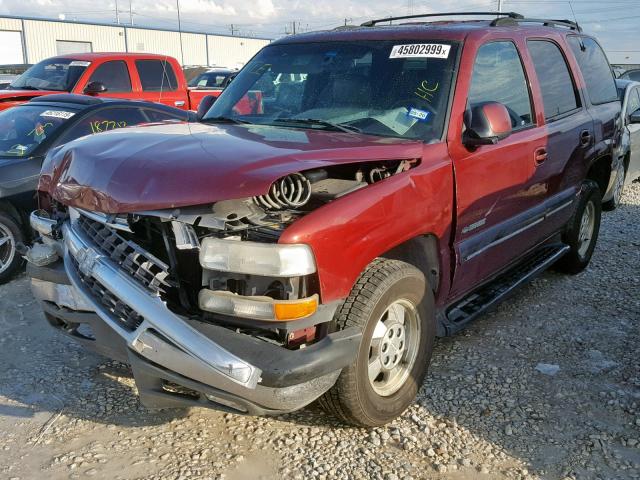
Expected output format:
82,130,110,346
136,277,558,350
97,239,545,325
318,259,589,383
580,130,592,147
174,100,186,107
534,147,548,166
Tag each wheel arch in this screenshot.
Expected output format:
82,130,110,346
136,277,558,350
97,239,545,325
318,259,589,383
586,154,613,197
378,234,441,296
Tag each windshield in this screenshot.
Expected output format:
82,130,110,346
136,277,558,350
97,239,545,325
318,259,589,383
189,71,232,88
0,105,77,157
205,40,458,141
10,58,89,91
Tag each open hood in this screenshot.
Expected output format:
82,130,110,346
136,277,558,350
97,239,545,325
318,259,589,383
40,122,425,214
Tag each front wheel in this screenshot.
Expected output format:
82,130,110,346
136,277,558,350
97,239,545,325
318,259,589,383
0,211,25,284
555,180,602,274
603,160,626,211
318,259,435,427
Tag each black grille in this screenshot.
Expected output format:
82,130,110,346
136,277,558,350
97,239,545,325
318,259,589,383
71,257,144,331
76,215,171,295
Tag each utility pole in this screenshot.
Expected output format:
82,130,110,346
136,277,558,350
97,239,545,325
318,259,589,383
407,0,414,15
115,0,121,24
176,0,184,66
230,24,237,35
292,21,297,35
129,0,133,25
498,0,502,13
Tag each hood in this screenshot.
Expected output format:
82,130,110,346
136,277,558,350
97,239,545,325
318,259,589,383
40,122,426,214
0,90,60,110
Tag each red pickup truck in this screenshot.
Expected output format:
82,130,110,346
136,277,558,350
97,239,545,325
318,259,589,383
0,53,218,112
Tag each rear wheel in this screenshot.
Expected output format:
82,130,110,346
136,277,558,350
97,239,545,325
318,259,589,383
318,259,435,427
555,180,601,274
0,211,25,284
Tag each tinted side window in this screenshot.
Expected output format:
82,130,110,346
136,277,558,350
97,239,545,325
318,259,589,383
527,40,579,119
57,107,147,145
628,88,640,116
143,108,188,123
468,42,533,128
568,37,617,105
88,61,132,93
136,60,178,92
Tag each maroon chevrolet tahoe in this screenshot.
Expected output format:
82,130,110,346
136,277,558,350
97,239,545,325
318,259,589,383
26,12,622,426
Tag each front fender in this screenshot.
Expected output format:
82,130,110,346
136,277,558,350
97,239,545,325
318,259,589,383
279,144,454,304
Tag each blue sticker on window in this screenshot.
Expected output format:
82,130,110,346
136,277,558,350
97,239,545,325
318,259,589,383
407,107,431,122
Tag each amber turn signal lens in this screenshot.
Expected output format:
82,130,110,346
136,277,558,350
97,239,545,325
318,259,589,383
274,296,319,321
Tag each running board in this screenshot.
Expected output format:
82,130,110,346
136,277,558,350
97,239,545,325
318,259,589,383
441,244,570,336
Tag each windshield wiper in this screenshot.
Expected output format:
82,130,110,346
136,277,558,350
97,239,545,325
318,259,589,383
273,118,362,134
202,116,251,125
8,85,41,90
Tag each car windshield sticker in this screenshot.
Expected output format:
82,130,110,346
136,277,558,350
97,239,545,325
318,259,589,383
69,61,91,67
415,80,439,101
89,120,128,134
407,107,431,122
373,108,418,136
30,122,53,143
40,110,75,120
390,44,451,59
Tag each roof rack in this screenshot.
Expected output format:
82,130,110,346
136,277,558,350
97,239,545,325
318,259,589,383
491,16,582,31
360,11,582,32
360,11,523,27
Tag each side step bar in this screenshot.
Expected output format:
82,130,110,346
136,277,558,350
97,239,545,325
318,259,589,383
441,244,570,336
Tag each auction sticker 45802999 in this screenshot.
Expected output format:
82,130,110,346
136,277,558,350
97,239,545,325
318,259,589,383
390,44,451,59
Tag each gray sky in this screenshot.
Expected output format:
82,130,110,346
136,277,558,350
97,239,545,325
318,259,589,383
0,0,638,63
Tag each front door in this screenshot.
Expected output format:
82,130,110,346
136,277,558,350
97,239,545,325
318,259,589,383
626,86,640,182
447,40,546,301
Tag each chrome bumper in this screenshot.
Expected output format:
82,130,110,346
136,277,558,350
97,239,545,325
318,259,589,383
60,220,263,392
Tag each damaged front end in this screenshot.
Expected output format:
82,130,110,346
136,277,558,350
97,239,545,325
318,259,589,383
26,160,415,414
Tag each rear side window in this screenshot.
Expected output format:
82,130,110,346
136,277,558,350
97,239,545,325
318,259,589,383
56,107,148,145
567,37,617,105
136,60,178,92
527,40,579,119
88,61,132,93
468,41,533,128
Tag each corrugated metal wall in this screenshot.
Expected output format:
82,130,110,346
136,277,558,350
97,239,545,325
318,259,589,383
23,20,126,62
207,35,267,68
0,16,270,67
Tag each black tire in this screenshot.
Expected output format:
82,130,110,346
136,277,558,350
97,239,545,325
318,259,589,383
0,211,25,284
318,259,436,427
555,180,602,275
602,160,626,211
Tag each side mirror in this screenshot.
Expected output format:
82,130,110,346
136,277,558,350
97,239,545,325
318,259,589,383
463,102,513,147
629,108,640,124
197,95,217,121
84,81,107,95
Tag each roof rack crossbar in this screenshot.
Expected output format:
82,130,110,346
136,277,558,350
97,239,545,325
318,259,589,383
491,16,582,31
360,11,523,27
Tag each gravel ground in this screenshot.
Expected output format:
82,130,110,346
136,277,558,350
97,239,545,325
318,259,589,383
0,184,639,480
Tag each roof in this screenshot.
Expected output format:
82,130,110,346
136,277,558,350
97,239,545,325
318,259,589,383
26,94,189,112
616,79,640,89
0,14,273,41
273,19,585,46
54,52,179,62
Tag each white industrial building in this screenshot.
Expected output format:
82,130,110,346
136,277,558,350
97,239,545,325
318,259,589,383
0,15,271,68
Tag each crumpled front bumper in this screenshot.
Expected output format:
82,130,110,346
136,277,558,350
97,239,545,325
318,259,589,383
29,218,361,415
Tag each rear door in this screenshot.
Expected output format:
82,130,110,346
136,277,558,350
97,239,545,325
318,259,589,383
521,39,594,238
134,59,188,110
627,86,640,182
447,40,547,300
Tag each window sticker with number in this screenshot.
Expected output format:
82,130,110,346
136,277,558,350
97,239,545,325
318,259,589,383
390,44,451,59
40,110,76,120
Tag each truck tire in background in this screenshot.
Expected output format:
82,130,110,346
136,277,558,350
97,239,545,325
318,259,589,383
0,211,25,284
555,180,602,274
318,259,436,427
